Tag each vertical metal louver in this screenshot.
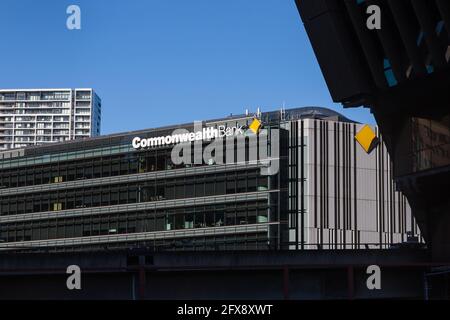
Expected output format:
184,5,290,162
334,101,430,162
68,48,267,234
296,0,450,106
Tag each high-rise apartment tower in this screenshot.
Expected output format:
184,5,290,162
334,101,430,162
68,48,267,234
0,88,101,150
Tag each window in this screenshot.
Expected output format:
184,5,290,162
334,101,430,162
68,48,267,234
205,208,215,227
237,178,246,193
185,211,194,229
258,177,268,191
165,214,174,231
174,212,184,230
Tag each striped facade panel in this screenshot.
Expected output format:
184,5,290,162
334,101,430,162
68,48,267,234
288,118,422,249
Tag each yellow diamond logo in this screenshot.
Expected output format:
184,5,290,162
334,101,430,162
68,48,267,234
249,118,262,134
355,124,378,154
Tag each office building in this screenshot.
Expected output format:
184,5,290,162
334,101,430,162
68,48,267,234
0,88,101,150
0,107,420,252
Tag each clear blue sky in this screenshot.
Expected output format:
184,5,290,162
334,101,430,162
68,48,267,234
0,0,375,134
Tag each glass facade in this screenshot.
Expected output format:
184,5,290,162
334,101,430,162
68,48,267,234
396,113,450,176
0,111,287,252
1,200,270,243
411,115,450,172
0,169,269,216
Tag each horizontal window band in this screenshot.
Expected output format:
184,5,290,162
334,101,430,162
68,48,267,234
0,190,275,224
0,222,278,251
0,161,271,197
